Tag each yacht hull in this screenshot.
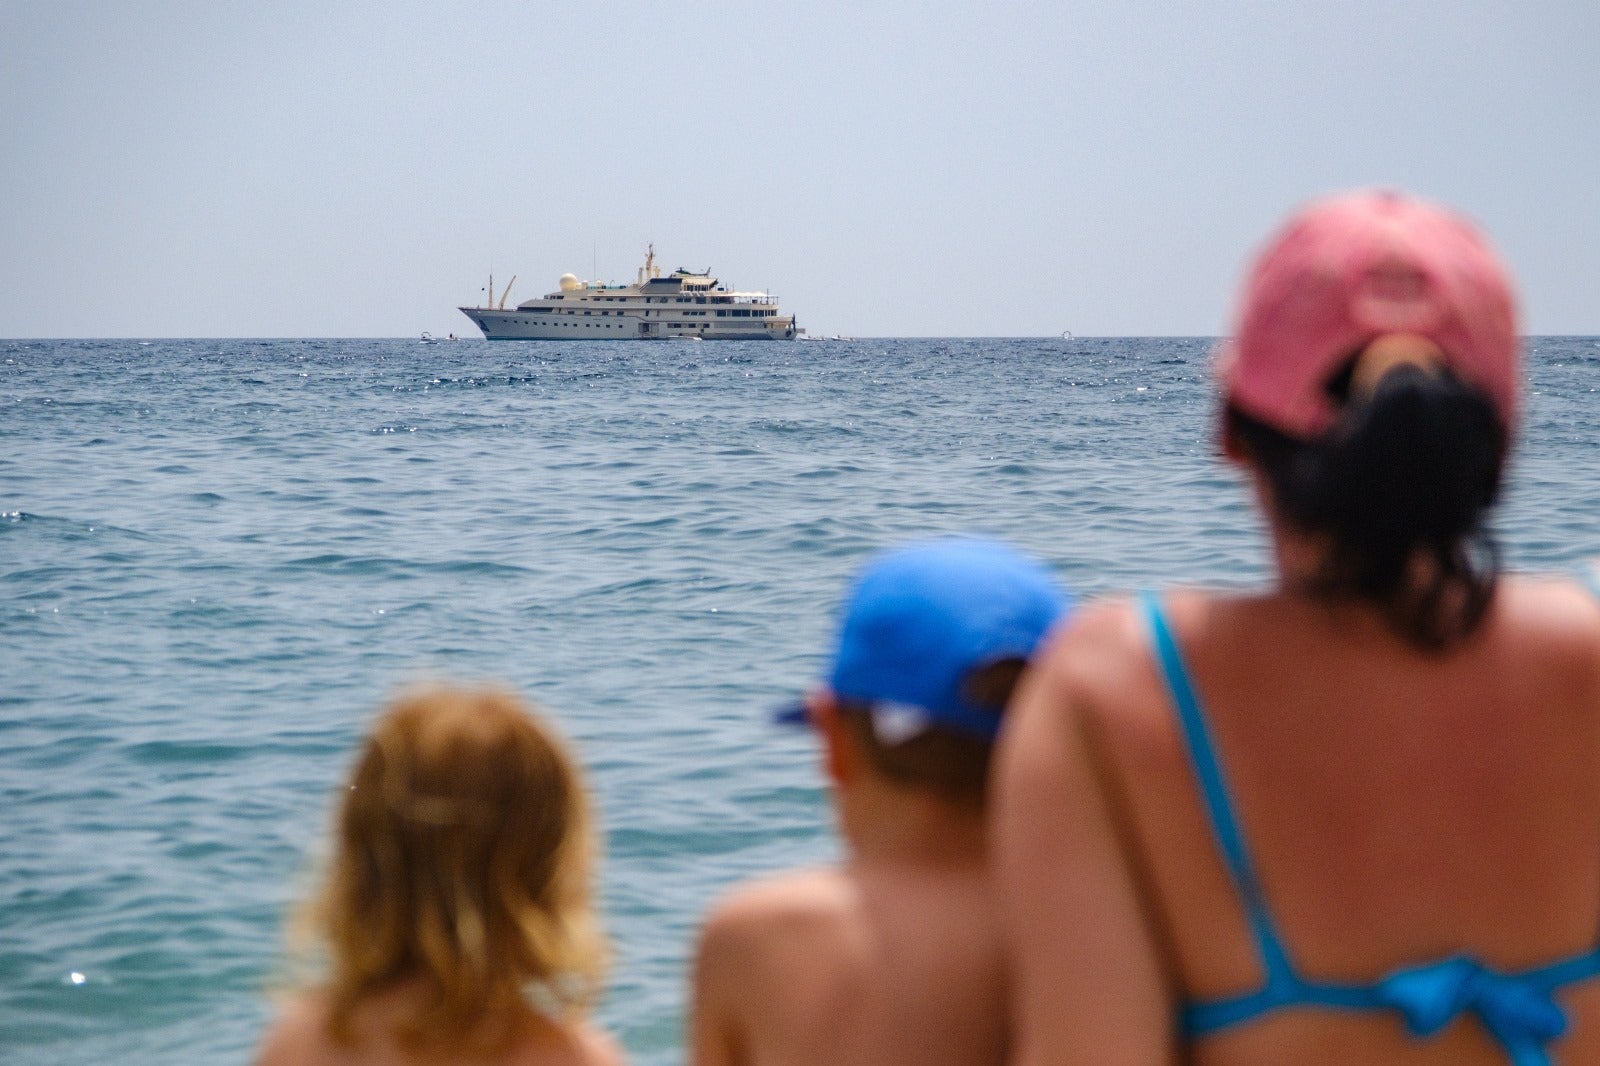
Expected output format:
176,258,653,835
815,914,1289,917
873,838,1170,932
459,307,797,341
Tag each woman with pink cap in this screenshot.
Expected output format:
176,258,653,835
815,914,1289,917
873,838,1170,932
994,191,1600,1065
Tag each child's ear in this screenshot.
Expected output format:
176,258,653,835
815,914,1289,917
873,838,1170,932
808,691,855,787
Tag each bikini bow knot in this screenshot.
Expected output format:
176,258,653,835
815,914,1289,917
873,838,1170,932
1376,956,1566,1065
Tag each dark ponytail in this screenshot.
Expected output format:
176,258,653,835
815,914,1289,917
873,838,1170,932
1227,364,1508,650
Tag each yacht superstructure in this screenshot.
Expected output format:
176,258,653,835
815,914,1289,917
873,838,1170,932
459,246,799,340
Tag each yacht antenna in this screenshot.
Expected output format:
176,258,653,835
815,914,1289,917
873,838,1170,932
487,271,493,311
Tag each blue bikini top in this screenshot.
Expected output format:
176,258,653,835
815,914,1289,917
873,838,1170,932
1141,586,1600,1066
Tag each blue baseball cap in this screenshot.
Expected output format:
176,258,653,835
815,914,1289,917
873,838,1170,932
777,540,1070,742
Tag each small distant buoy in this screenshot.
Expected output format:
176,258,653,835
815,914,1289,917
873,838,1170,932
69,972,86,985
1061,330,1074,340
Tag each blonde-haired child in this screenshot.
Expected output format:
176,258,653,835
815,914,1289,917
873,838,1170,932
257,686,623,1065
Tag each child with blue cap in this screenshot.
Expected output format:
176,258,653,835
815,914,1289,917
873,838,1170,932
689,540,1069,1066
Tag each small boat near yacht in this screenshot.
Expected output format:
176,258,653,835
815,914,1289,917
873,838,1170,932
459,245,800,341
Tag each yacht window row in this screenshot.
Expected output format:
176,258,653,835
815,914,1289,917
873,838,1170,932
516,306,777,318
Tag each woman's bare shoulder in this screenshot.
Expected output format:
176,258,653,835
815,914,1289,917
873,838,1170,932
1016,592,1198,764
1040,587,1243,673
1496,573,1600,662
1472,576,1600,724
1036,594,1148,684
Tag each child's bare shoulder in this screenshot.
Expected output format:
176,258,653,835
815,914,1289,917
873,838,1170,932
254,992,334,1065
692,867,862,1040
705,867,853,935
696,866,856,970
565,1020,627,1066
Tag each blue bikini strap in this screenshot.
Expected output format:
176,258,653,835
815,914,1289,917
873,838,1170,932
1149,580,1600,1054
1140,592,1299,989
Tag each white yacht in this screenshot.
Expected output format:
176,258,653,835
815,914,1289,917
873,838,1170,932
459,246,800,340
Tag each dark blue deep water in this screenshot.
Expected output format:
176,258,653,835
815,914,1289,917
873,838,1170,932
4,336,1599,1063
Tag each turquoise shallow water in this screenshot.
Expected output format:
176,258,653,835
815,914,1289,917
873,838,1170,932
3,336,1599,1063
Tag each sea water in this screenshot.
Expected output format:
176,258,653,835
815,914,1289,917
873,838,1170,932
3,336,1599,1064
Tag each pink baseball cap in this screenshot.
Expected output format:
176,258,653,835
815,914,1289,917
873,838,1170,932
1217,189,1521,439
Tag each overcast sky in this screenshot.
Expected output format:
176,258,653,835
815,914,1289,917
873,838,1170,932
2,1,1596,338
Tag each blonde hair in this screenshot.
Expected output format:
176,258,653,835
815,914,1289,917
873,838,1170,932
295,685,607,1052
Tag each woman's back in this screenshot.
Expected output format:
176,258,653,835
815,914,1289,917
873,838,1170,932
995,189,1600,1066
1033,577,1600,1064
